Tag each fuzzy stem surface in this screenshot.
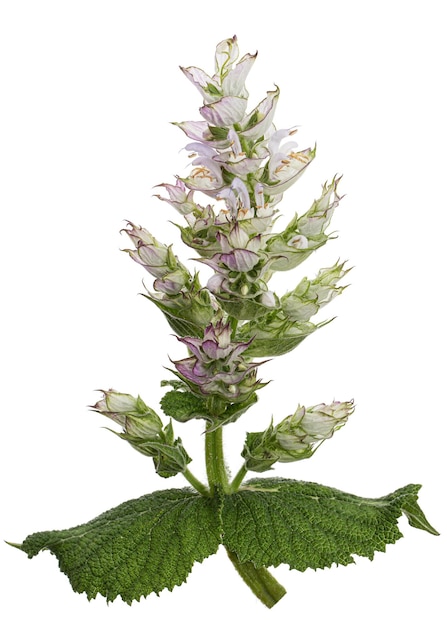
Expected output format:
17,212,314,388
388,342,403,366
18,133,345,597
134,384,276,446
226,549,287,608
182,468,210,496
205,424,230,494
229,464,248,493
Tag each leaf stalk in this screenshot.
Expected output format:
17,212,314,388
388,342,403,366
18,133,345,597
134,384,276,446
229,464,248,493
182,468,210,496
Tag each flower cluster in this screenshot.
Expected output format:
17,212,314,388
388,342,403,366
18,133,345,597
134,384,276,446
122,222,215,337
243,400,354,472
93,36,353,473
172,320,266,403
281,260,350,322
198,223,278,320
123,222,191,295
92,390,191,477
155,36,345,344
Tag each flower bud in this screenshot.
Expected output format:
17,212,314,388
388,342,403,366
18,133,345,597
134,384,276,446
143,272,215,338
265,177,341,272
92,391,191,477
125,421,191,478
154,269,190,295
281,260,350,322
92,389,163,439
154,179,198,215
123,222,192,295
242,400,354,472
172,320,266,404
297,177,341,237
122,223,170,277
198,227,278,320
276,400,354,448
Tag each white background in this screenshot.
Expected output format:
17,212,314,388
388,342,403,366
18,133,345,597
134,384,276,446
1,1,445,624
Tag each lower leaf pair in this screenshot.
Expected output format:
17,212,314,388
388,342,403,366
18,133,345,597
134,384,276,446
12,478,438,608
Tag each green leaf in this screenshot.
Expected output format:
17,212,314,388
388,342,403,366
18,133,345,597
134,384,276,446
160,390,209,422
160,379,189,391
141,292,214,338
222,479,438,571
215,294,278,321
218,393,258,426
400,496,440,534
18,489,221,603
237,318,329,357
241,331,313,357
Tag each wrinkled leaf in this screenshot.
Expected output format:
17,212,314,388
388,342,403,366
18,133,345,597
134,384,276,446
17,489,221,603
222,479,438,571
160,390,209,422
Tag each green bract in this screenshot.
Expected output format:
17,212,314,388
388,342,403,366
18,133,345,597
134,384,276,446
9,35,438,609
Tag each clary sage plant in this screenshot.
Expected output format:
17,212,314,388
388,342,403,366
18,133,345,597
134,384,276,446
9,36,438,608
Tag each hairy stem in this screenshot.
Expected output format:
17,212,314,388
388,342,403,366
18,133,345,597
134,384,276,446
182,468,210,497
226,549,286,608
229,464,248,493
205,425,229,495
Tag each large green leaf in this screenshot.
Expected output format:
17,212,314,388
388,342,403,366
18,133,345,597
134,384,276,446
221,478,438,571
17,488,220,603
11,479,438,605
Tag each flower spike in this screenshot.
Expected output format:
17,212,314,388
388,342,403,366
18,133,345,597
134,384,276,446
10,36,438,613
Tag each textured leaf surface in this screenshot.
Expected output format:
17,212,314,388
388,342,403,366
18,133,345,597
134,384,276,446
142,294,208,337
160,390,208,422
222,478,438,571
19,488,220,603
237,320,329,357
241,331,312,357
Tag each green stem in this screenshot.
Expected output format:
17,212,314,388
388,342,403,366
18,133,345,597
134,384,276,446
229,316,239,340
204,424,285,607
182,468,210,497
229,464,248,493
205,425,229,495
226,549,286,608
